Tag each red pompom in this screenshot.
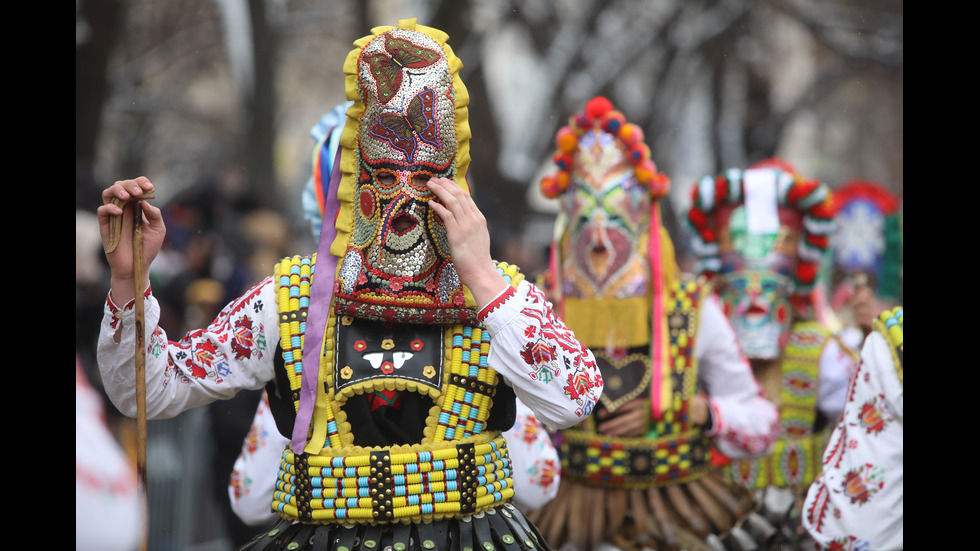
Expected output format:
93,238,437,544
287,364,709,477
797,262,818,283
540,175,560,199
585,96,613,120
553,152,573,171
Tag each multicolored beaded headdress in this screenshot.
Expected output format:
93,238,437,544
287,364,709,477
827,180,902,309
686,159,835,358
328,18,476,325
540,96,675,415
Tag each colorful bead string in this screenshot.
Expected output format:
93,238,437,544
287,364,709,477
276,255,314,411
435,324,494,441
874,306,903,387
271,437,513,522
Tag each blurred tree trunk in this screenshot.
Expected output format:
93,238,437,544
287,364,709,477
428,3,523,255
245,0,279,210
76,0,125,211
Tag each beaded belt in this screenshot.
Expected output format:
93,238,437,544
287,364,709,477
272,436,514,523
561,429,710,489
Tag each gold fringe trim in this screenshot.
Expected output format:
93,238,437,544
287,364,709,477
563,296,650,349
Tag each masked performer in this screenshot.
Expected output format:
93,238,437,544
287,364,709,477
824,180,902,351
685,159,854,548
228,101,564,527
97,19,602,551
528,97,779,551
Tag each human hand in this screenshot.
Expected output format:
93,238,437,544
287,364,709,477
426,177,506,308
690,392,710,427
596,398,648,437
97,177,166,304
849,284,881,336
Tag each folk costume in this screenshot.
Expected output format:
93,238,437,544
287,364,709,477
685,160,854,548
802,307,903,551
228,101,565,527
98,19,603,551
529,97,780,551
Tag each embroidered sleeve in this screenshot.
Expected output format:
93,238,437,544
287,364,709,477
695,294,780,458
802,332,904,550
477,285,516,322
229,391,288,526
818,337,856,422
502,397,561,511
481,279,602,429
97,277,280,420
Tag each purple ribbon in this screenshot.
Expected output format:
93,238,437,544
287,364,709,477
291,144,343,453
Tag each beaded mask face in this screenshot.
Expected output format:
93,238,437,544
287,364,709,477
687,162,835,360
562,128,650,299
541,97,668,303
333,23,474,324
716,205,797,358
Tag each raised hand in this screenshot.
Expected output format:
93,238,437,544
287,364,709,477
426,177,506,309
97,177,166,305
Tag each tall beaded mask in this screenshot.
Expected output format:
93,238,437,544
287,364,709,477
541,97,670,302
330,19,475,325
540,97,671,350
686,159,836,359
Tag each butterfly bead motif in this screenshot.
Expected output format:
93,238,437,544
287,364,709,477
368,88,442,162
363,34,442,104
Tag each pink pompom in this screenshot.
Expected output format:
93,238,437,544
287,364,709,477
619,124,644,147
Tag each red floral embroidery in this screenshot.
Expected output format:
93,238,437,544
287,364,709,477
230,315,257,360
531,458,558,489
842,465,883,504
564,371,597,400
857,400,888,434
521,341,557,367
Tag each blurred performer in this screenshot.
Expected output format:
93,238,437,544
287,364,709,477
802,307,903,550
686,159,854,549
825,180,902,352
98,19,602,551
529,97,779,551
76,354,141,551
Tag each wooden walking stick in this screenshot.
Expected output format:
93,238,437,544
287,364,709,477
105,190,155,551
